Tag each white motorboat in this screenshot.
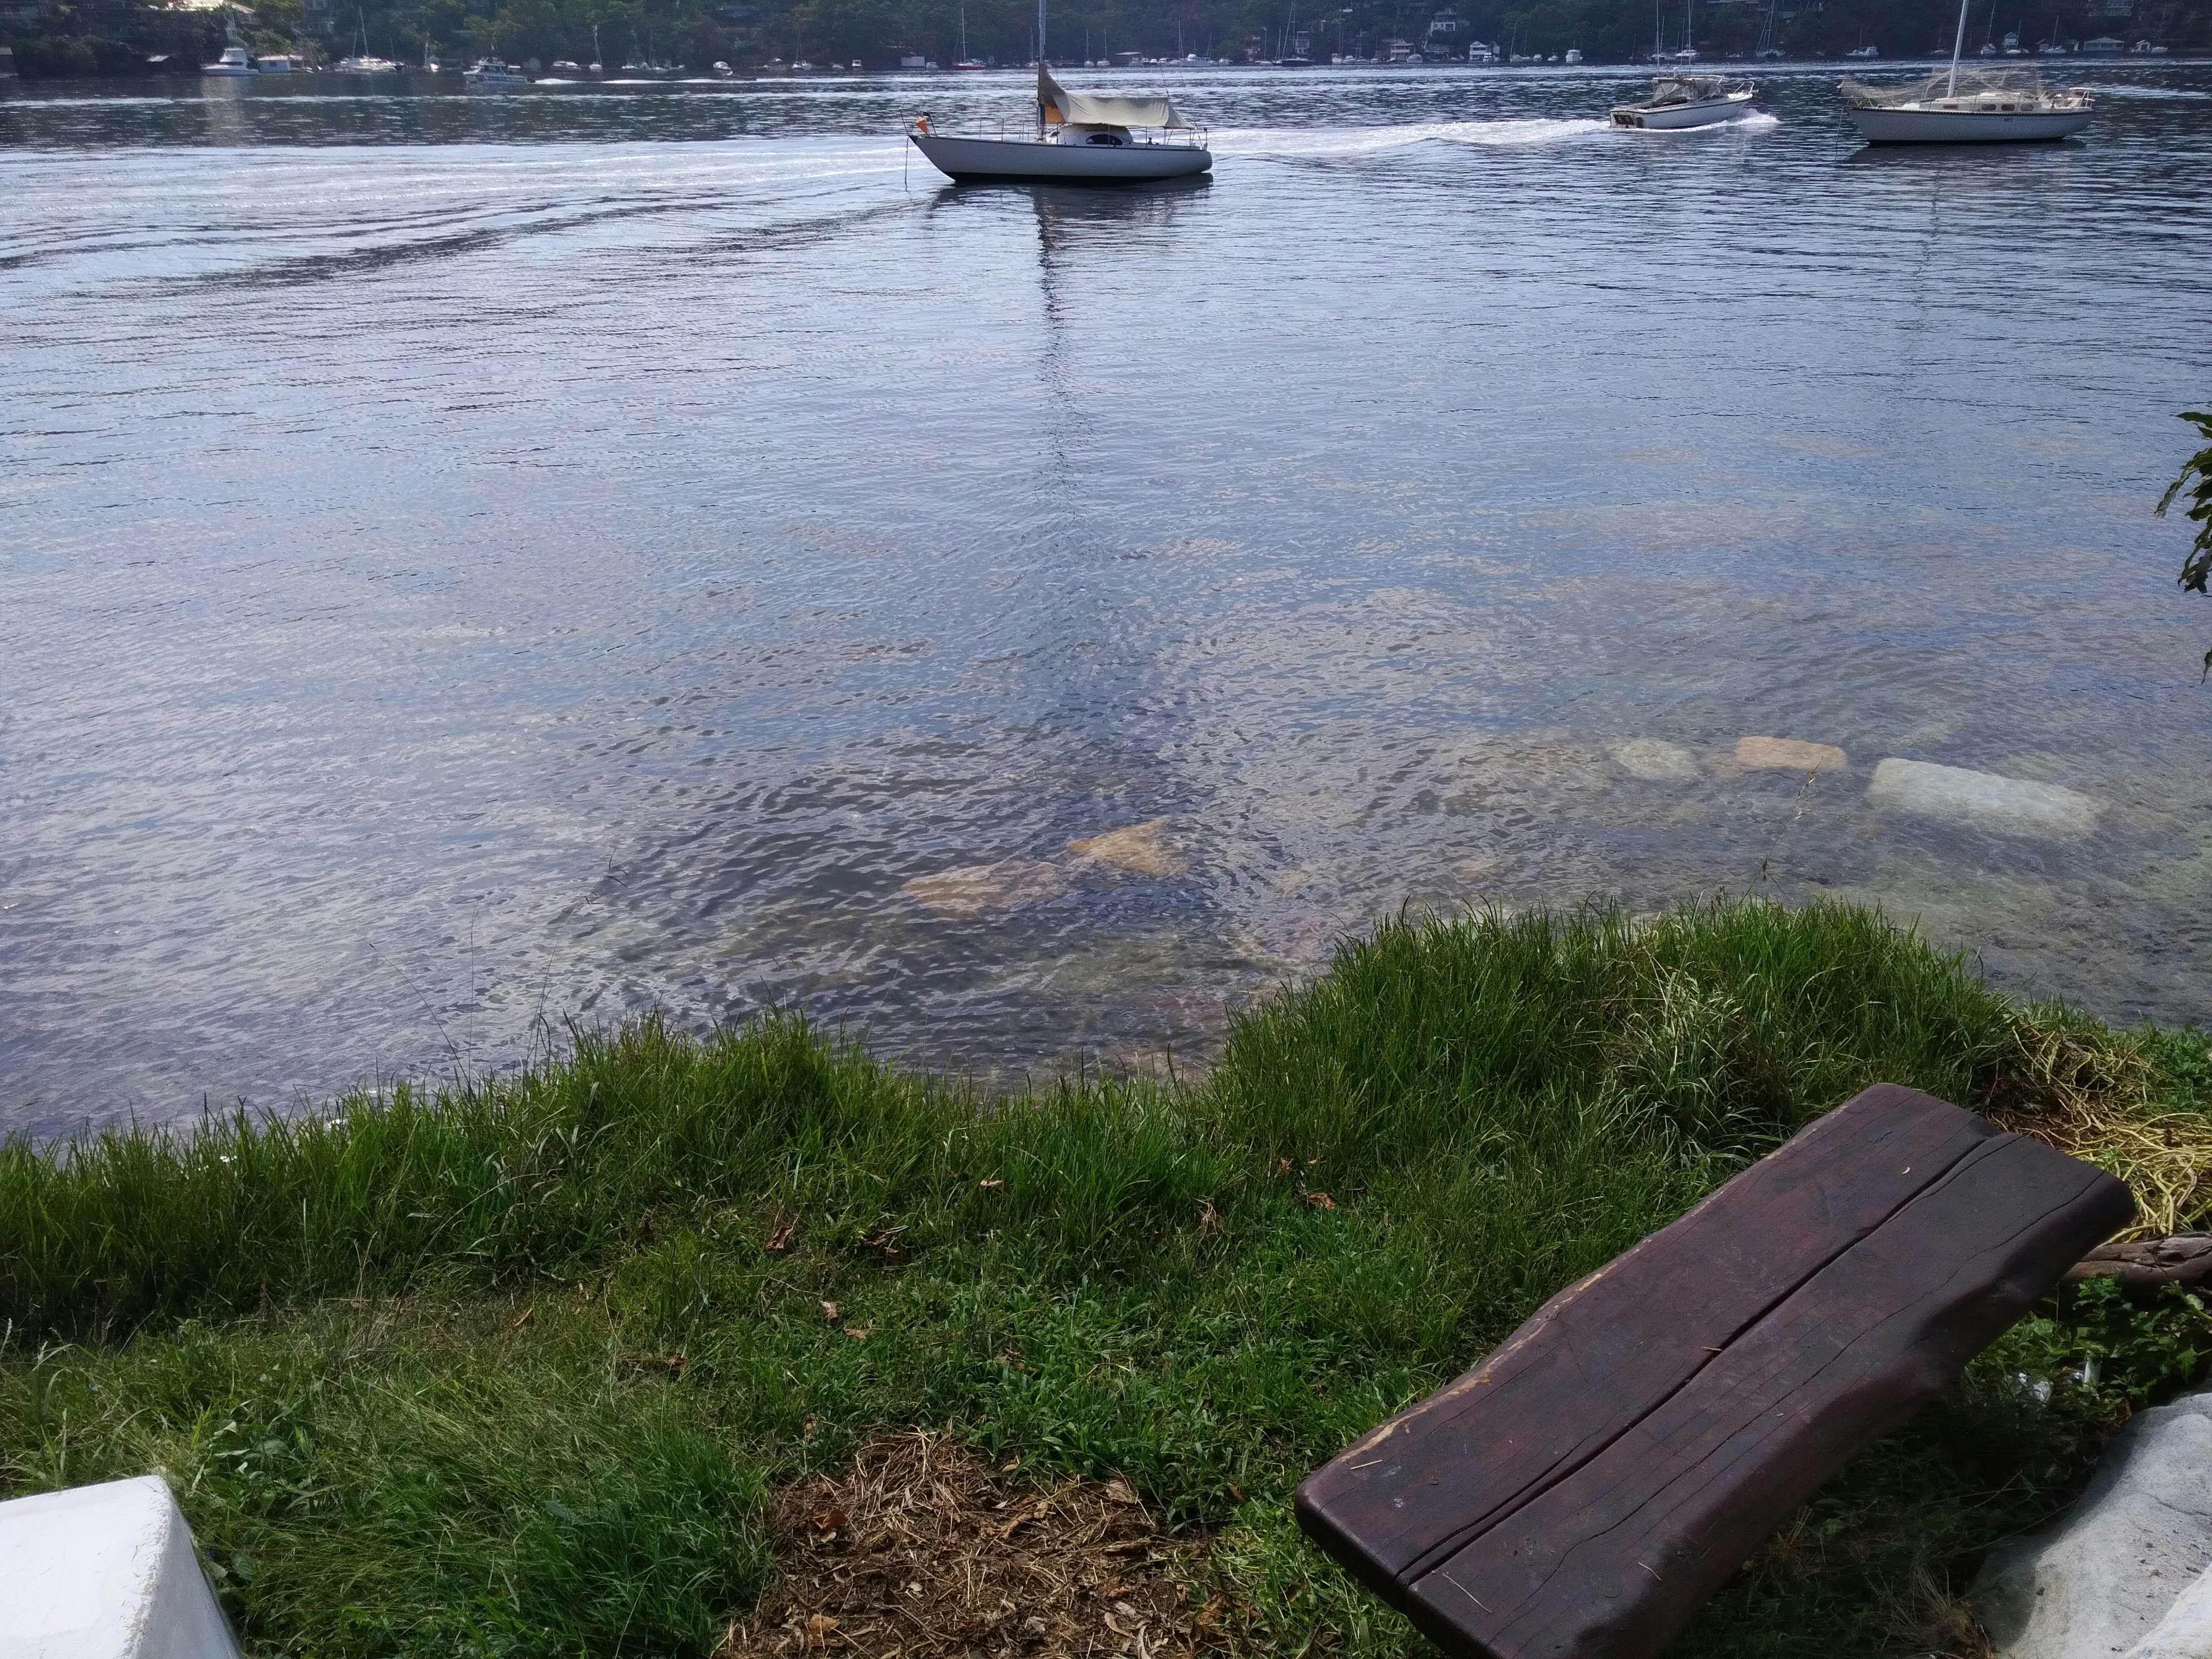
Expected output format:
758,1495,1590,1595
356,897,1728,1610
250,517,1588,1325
1841,0,2091,144
909,64,1211,181
202,45,257,77
464,56,530,88
1611,74,1756,128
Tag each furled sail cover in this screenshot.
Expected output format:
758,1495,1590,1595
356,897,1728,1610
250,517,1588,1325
1037,64,1193,129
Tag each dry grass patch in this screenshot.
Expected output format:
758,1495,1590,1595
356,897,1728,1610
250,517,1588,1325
721,1433,1231,1659
1987,1012,2212,1236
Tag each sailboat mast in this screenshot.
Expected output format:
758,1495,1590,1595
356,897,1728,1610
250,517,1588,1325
1947,0,1968,91
1037,0,1046,62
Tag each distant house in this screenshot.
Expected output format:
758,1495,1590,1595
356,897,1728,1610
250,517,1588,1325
0,0,52,20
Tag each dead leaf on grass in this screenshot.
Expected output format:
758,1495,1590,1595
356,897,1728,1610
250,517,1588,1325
1304,1191,1337,1210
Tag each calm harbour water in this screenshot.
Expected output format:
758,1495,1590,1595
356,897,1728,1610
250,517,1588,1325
4,64,2211,1134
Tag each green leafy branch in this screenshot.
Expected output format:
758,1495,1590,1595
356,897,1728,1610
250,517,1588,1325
2155,409,2212,683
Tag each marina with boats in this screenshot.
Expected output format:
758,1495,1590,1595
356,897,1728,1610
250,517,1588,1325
164,12,2135,157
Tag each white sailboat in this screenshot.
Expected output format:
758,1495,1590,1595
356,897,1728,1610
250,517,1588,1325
334,12,400,73
909,0,1211,188
1841,0,2092,142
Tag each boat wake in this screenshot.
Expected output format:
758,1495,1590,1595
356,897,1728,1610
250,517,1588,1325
1214,117,1610,158
2073,82,2208,98
1625,108,1781,136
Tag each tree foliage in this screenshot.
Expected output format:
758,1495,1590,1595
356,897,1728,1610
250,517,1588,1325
2156,410,2212,683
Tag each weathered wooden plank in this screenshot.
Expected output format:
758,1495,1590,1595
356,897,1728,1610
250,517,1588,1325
1295,1086,2000,1593
1405,1132,2132,1659
1294,1085,2134,1659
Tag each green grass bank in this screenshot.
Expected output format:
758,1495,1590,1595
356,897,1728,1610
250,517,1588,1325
4,899,2211,1657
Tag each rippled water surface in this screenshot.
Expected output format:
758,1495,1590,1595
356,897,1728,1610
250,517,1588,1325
5,64,2212,1132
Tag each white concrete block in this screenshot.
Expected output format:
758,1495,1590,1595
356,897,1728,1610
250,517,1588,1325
0,1476,242,1659
1869,758,2101,839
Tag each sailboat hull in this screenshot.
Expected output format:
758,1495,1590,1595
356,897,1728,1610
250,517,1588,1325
1847,104,2091,140
910,132,1212,181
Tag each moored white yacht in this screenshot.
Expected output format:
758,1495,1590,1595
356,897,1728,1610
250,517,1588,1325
1841,0,2091,141
202,44,257,76
909,63,1211,181
1610,74,1755,128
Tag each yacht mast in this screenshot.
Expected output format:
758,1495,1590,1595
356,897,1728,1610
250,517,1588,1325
1947,0,1968,91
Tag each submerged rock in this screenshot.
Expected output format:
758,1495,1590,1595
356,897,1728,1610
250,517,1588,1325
1067,818,1185,877
1610,739,1702,783
1735,735,1846,773
1975,1387,2212,1658
899,859,1065,918
1869,758,2101,839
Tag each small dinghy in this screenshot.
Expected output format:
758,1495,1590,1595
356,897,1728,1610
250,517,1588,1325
909,65,1211,182
1610,74,1756,129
